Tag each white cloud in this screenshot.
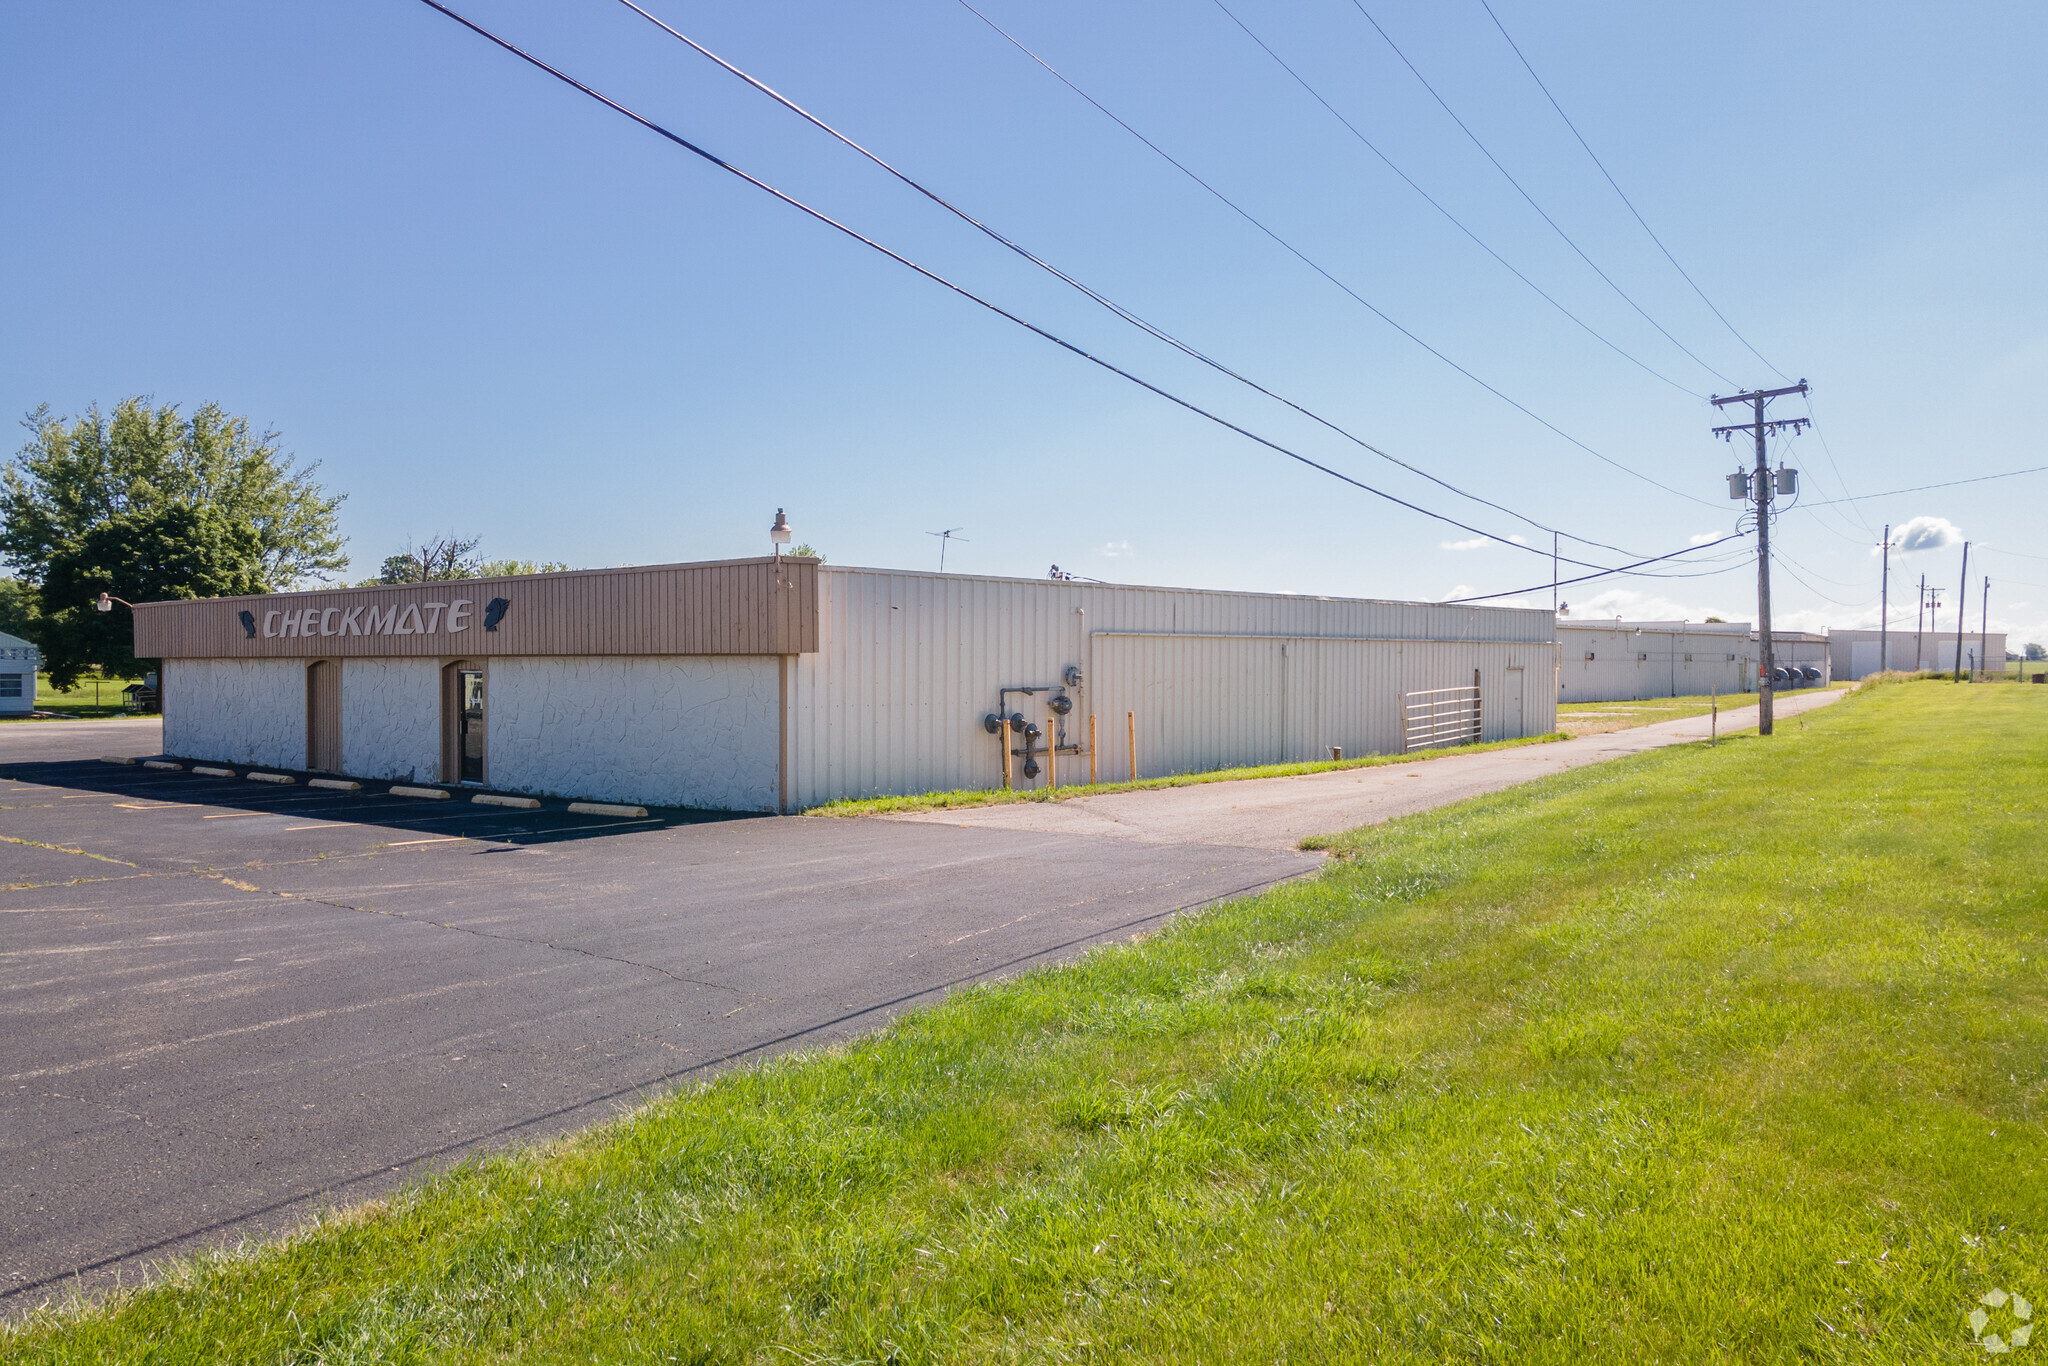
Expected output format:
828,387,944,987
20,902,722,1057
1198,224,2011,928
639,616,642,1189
1440,537,1490,551
1890,515,1962,554
1560,586,1748,624
1507,534,1528,545
1690,532,1722,546
1095,540,1134,559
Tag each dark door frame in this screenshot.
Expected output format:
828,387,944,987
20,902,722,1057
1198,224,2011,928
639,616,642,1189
305,659,342,772
441,660,486,785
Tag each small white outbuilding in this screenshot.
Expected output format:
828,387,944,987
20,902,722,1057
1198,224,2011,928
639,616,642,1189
0,631,39,716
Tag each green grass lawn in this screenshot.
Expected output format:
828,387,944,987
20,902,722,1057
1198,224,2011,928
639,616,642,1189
6,671,149,720
1557,684,1855,736
810,731,1567,816
9,682,2045,1362
1557,691,1735,735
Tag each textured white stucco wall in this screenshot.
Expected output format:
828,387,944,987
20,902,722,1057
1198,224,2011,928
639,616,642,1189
485,656,779,810
341,659,442,782
163,659,307,769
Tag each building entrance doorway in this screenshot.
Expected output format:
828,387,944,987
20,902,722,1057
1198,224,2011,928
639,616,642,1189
306,660,341,772
457,669,485,783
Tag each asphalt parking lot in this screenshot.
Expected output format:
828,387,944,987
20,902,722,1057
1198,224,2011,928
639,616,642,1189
3,720,1317,1308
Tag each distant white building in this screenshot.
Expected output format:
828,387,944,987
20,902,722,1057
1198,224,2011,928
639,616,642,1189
0,631,38,716
1555,620,1835,702
1828,628,2007,680
1555,621,1755,702
1767,631,1832,686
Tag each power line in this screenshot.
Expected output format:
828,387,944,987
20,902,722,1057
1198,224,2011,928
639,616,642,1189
1344,0,1738,388
1772,547,1868,602
1205,0,1705,400
1772,551,1866,608
608,0,1645,558
1474,0,1787,381
1799,464,2048,506
1444,531,1748,601
1796,393,1877,539
410,0,1637,576
953,0,1719,511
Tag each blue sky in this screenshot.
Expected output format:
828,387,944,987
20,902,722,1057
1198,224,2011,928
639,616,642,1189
4,0,2044,645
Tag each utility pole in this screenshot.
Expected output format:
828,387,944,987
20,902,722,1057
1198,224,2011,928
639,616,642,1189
1712,380,1809,735
1953,542,1970,683
1980,575,1991,681
1878,525,1890,674
1915,574,1926,670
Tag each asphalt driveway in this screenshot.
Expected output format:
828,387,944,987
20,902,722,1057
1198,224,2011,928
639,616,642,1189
3,721,1315,1307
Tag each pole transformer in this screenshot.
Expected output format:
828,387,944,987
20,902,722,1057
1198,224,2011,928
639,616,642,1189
1712,380,1809,735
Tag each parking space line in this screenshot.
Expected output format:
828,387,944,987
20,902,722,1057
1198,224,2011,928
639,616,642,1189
285,822,359,831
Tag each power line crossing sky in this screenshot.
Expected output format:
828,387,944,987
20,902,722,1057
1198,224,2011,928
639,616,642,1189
2,0,2043,641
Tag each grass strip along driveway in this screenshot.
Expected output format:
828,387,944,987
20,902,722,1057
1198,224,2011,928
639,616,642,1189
10,682,2044,1362
1554,688,1846,737
810,732,1565,817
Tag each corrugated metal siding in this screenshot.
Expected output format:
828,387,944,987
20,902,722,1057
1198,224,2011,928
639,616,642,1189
133,556,817,659
788,567,1555,804
1558,626,1756,702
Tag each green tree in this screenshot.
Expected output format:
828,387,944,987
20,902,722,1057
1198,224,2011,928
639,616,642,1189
38,503,267,688
0,576,36,644
369,534,481,585
362,535,572,585
476,558,571,577
1,398,346,591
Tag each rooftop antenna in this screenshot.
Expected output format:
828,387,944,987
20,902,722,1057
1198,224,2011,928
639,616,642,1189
925,527,967,572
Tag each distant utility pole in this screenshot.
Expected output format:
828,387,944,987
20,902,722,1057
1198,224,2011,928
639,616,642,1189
1712,380,1809,735
1953,542,1971,682
1915,574,1926,670
1925,585,1942,670
1878,525,1891,673
1980,575,1991,681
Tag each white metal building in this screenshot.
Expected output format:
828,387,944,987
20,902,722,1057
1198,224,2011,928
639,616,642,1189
1555,620,1838,701
133,558,1556,811
0,630,38,716
1828,628,2008,679
1555,621,1754,702
1768,630,1833,685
